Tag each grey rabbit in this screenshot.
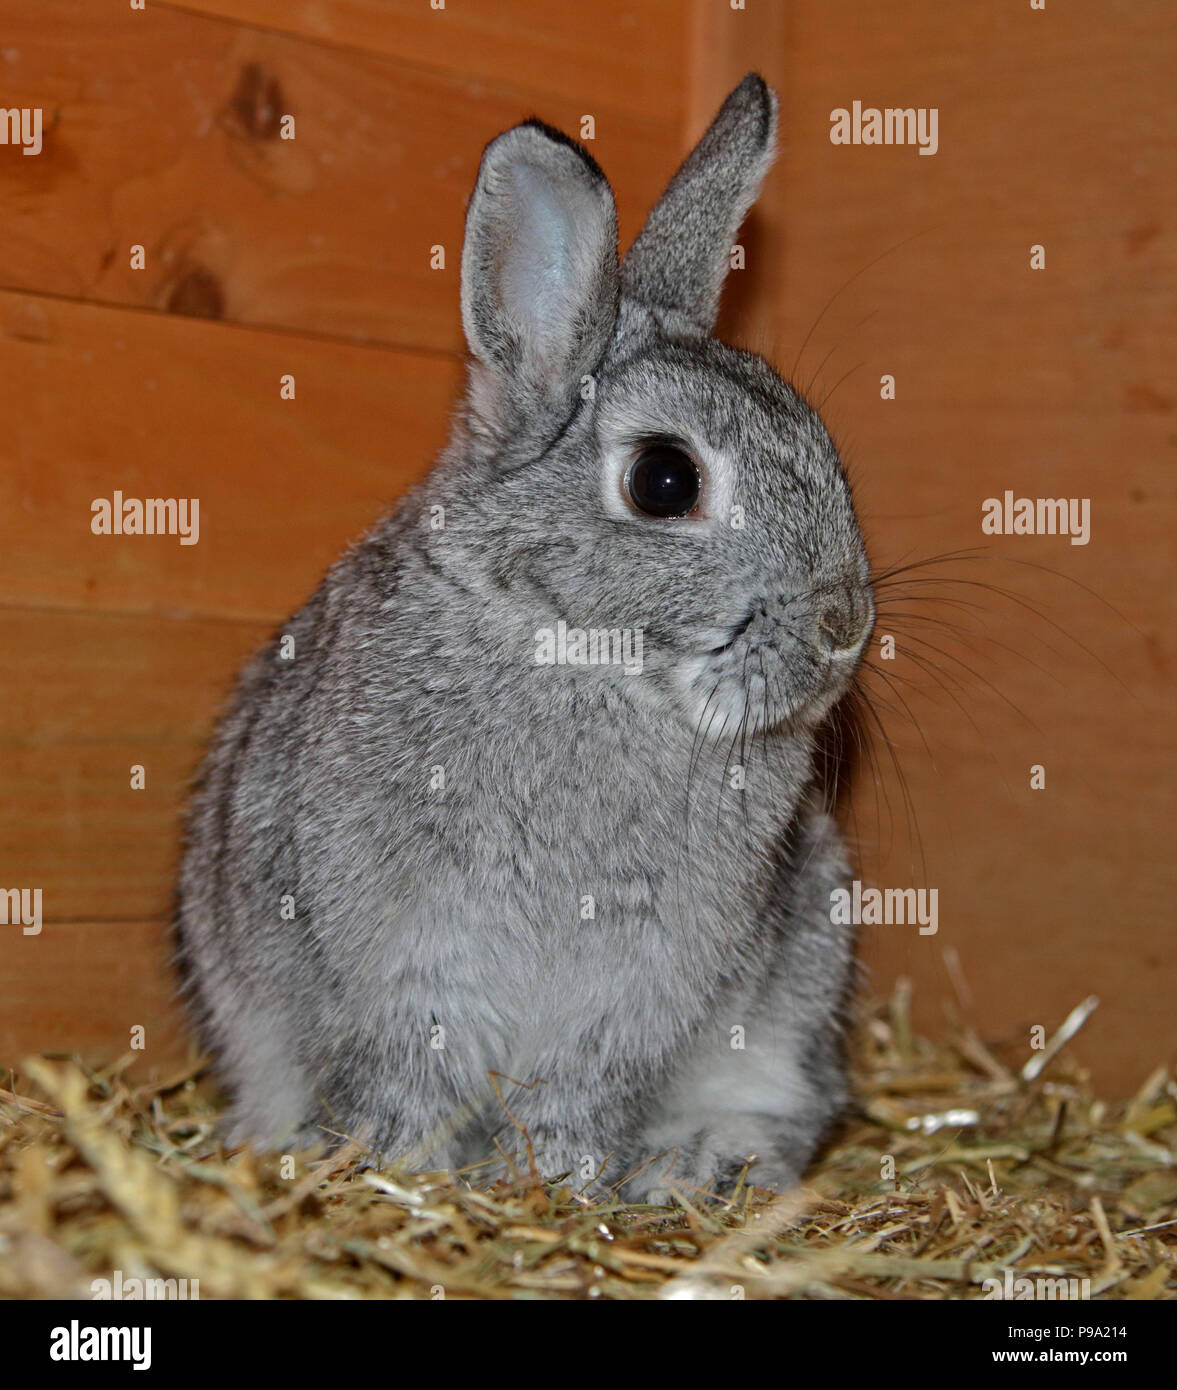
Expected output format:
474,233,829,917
175,72,876,1201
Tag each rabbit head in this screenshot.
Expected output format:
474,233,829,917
449,73,874,739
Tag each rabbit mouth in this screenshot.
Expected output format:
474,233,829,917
693,615,868,734
706,608,756,656
682,649,856,739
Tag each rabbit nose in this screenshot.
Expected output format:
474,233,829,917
816,589,872,655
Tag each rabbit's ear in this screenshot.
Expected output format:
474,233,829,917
622,73,777,334
461,120,619,438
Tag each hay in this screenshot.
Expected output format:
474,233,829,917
2,988,1174,1300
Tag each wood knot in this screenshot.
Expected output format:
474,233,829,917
226,62,284,141
165,267,225,320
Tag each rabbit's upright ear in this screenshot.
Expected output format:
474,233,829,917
622,73,777,335
460,120,619,440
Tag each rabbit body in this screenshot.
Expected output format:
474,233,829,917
177,75,874,1198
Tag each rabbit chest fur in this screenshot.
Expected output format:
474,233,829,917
176,73,875,1200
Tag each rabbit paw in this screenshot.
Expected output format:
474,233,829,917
624,1131,802,1206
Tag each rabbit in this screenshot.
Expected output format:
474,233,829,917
175,72,876,1203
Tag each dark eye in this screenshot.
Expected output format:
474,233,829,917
626,443,701,518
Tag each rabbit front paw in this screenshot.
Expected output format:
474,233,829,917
623,1129,803,1206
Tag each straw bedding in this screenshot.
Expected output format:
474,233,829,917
2,988,1173,1300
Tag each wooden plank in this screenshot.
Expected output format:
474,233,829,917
0,743,199,923
171,0,687,126
0,602,267,922
0,0,681,348
0,608,269,748
0,605,267,923
0,921,191,1072
0,289,463,618
2,283,1168,625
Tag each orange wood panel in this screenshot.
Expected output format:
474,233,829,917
1,921,190,1074
0,1,680,349
689,0,1177,1092
0,289,464,618
0,605,271,924
173,0,687,125
0,743,199,924
0,607,271,748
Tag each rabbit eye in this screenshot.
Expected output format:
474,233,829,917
626,442,701,519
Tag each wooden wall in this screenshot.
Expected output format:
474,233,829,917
2,1,1173,1094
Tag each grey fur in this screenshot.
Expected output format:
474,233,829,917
623,72,778,333
175,73,876,1202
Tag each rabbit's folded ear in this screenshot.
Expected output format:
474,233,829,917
460,120,619,440
622,72,777,335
